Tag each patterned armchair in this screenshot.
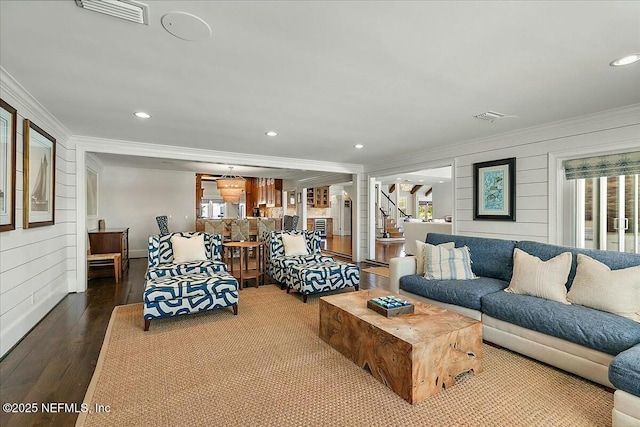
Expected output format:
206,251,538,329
146,231,228,280
266,230,333,284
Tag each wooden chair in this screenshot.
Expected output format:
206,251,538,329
87,235,122,283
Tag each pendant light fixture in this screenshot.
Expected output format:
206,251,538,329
217,167,246,203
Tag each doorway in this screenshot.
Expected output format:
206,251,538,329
578,174,639,253
369,165,453,264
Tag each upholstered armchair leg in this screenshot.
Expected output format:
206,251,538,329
286,287,290,293
354,285,359,291
233,305,238,315
303,294,308,303
144,319,151,331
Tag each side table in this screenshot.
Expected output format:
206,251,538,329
223,241,265,289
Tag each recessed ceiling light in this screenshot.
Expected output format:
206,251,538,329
134,112,151,119
419,179,424,182
396,177,402,181
610,54,640,67
265,131,278,137
438,180,444,184
354,144,364,149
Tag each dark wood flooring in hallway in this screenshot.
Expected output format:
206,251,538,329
0,257,390,427
325,235,406,264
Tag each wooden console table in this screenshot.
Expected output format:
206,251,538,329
223,241,265,289
88,228,129,279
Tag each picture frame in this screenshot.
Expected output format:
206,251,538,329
23,119,56,228
0,99,17,232
473,157,516,221
87,167,98,218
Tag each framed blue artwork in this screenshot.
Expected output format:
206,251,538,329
473,157,516,221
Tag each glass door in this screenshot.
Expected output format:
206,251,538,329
579,174,639,253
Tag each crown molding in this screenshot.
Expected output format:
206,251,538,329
71,135,364,174
0,66,72,141
364,103,640,174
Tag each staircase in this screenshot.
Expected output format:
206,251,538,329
377,208,405,241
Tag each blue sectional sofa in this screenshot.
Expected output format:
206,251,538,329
390,233,640,426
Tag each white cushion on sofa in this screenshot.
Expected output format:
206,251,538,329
505,248,572,304
415,240,455,275
567,254,640,322
281,234,309,256
424,244,475,280
170,234,207,263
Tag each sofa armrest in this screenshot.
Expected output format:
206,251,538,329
389,256,417,294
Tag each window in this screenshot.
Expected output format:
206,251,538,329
418,201,432,221
577,175,638,253
564,151,640,254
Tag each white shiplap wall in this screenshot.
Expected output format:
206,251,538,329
0,72,75,357
365,105,640,247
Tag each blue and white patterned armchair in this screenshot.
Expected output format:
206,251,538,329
266,230,333,284
146,231,228,280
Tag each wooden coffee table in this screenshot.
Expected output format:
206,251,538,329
319,289,482,404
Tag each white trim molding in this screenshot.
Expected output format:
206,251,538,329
548,139,640,246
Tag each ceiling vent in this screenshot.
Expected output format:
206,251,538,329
473,111,519,123
75,0,149,25
474,111,506,121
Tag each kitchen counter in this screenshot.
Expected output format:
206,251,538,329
195,218,281,239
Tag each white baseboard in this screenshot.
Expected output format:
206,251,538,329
129,249,148,259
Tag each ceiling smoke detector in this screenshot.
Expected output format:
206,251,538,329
473,111,518,123
75,0,149,25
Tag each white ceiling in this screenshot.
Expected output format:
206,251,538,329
1,1,639,177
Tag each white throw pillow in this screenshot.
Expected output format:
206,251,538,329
424,244,476,280
505,248,572,304
567,254,640,322
415,240,455,275
170,235,207,263
281,234,309,256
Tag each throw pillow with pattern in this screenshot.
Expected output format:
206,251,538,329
415,240,455,275
424,244,476,280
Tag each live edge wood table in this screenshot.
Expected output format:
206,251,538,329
319,289,482,404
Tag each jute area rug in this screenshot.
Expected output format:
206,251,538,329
78,285,612,427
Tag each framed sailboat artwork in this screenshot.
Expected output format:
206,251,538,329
23,119,56,228
0,99,17,232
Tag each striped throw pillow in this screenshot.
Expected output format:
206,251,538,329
424,244,476,280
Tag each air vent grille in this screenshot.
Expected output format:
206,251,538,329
474,111,506,121
75,0,149,25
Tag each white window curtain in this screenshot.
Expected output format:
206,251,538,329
563,151,640,180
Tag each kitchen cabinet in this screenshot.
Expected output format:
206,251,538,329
306,186,329,208
265,178,282,207
253,178,282,207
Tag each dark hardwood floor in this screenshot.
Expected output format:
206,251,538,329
0,257,389,427
324,235,406,265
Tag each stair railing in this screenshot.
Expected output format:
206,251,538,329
379,207,390,238
380,190,407,218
